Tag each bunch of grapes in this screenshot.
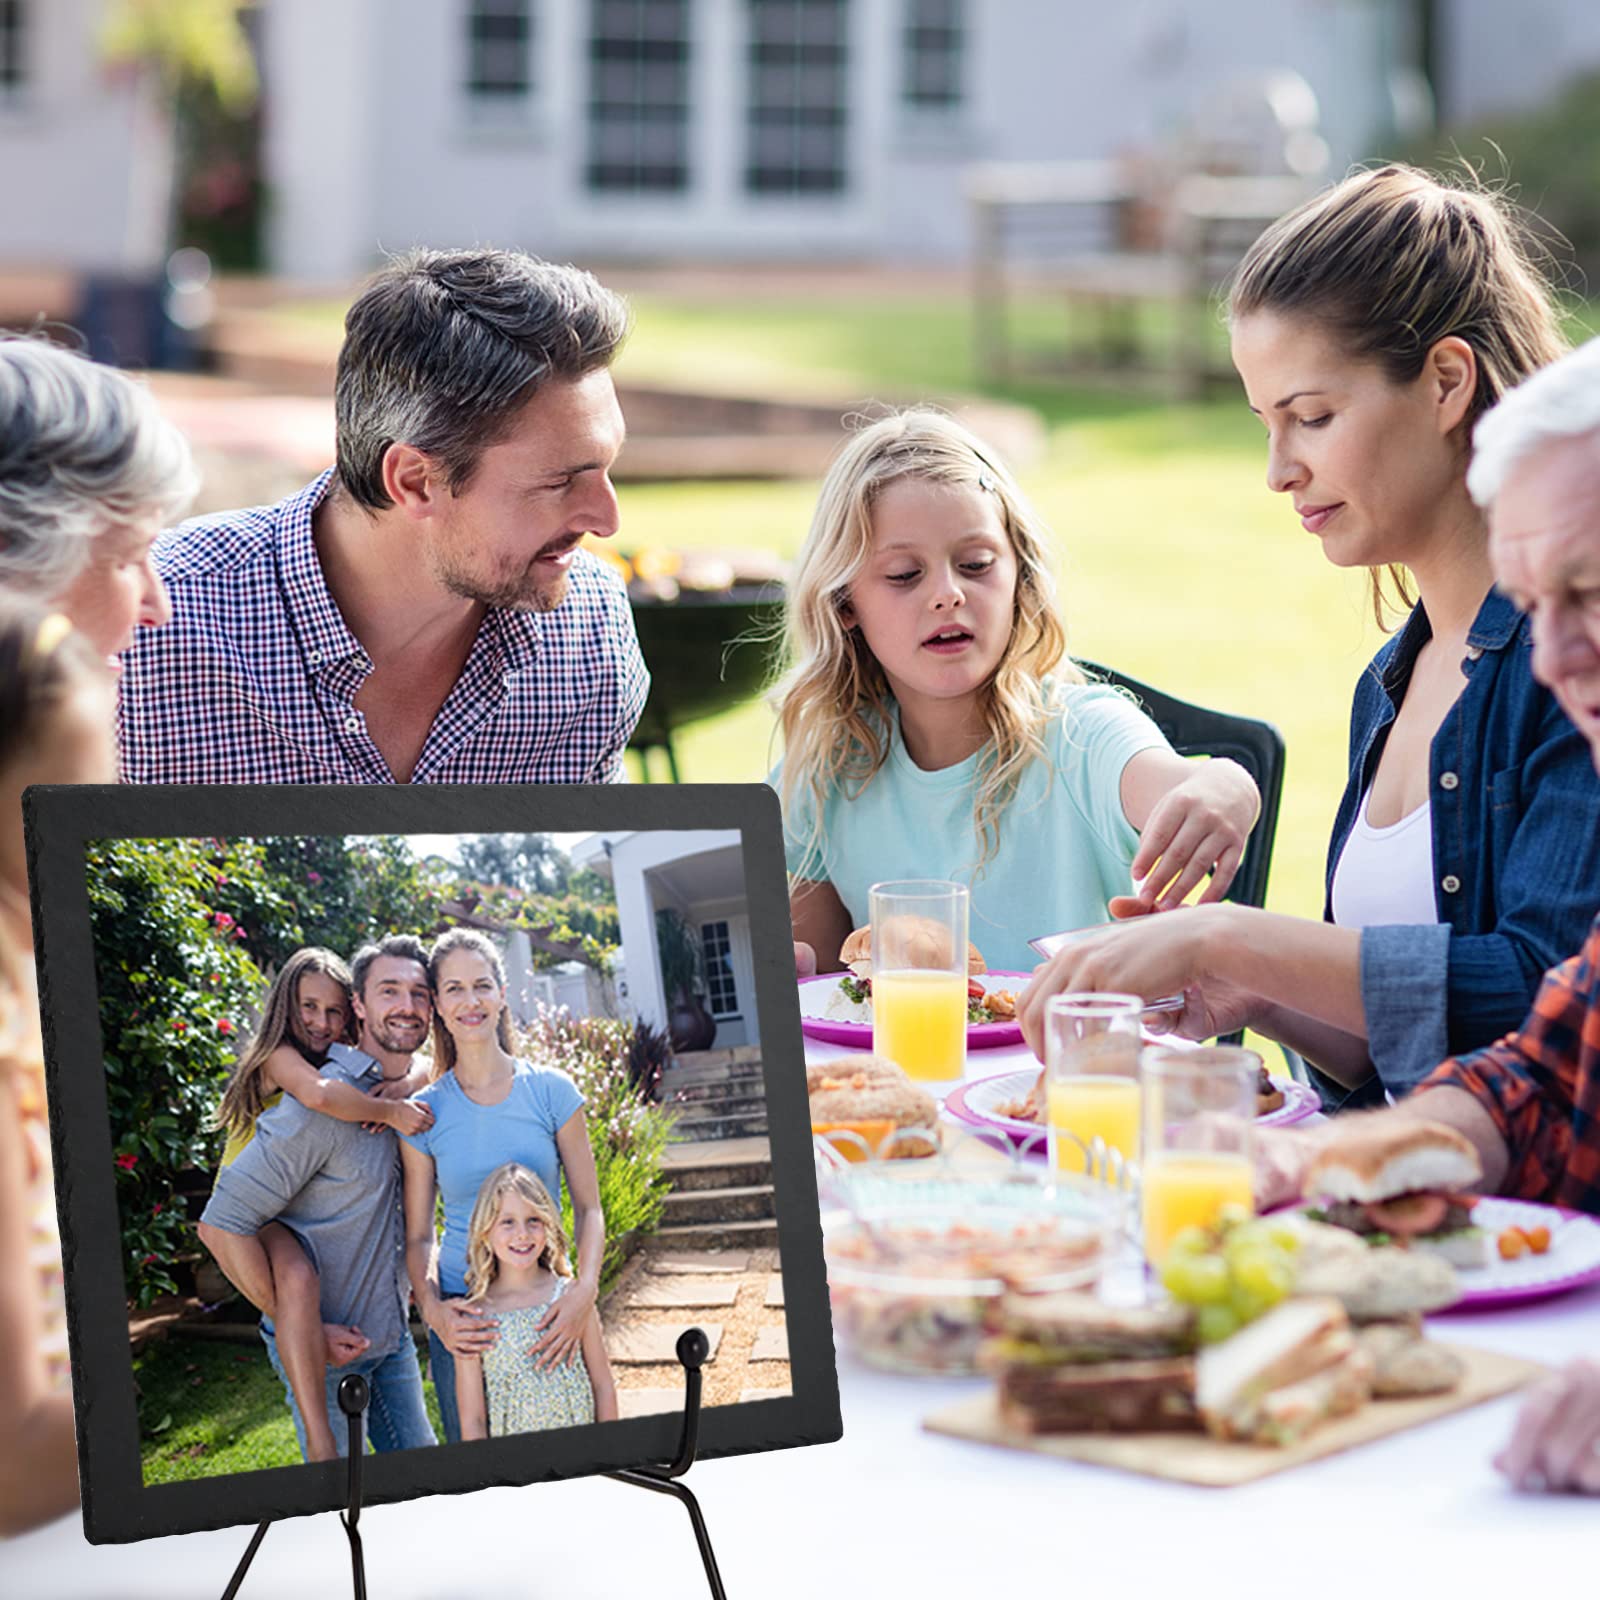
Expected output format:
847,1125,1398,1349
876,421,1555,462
1159,1205,1301,1344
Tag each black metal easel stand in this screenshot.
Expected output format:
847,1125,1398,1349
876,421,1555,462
604,1327,725,1600
218,1330,725,1599
221,1372,371,1600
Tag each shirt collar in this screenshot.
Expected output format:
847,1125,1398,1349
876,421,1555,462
491,603,544,673
276,471,371,677
324,1041,384,1085
1465,586,1524,652
1382,584,1523,692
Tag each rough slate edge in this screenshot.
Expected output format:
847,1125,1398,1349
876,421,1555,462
923,1343,1545,1487
23,782,842,1545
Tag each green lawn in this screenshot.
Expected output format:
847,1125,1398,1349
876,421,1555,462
134,1333,446,1485
266,281,1600,926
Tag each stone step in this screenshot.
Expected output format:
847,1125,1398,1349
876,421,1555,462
660,1064,767,1093
667,1113,769,1142
669,1094,770,1121
664,1078,769,1104
662,1158,774,1193
662,1183,775,1225
654,1217,780,1251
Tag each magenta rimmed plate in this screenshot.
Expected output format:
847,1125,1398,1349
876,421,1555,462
796,971,1032,1051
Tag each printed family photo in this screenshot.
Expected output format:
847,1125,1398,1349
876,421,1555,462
87,827,784,1485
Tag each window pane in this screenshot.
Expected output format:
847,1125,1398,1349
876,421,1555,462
901,0,964,110
586,0,690,192
744,0,848,195
465,0,532,98
0,0,26,90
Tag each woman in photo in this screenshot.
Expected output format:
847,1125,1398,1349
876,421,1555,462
0,599,117,1532
208,947,432,1461
455,1163,617,1439
1019,165,1600,1108
400,928,606,1443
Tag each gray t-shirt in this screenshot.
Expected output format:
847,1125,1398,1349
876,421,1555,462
201,1044,410,1355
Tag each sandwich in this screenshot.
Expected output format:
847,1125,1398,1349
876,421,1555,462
808,1055,940,1159
1301,1120,1489,1269
1196,1297,1374,1447
984,1291,1201,1434
826,927,1013,1026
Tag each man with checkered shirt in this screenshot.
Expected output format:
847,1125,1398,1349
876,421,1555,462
119,250,648,784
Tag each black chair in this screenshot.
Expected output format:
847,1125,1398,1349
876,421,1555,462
1079,660,1285,913
1079,661,1290,1063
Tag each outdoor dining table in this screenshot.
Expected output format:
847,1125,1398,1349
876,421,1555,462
4,1030,1593,1598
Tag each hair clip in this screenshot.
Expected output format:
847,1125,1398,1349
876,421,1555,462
975,470,996,493
32,611,75,660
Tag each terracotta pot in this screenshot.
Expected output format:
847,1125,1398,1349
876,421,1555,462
667,992,717,1053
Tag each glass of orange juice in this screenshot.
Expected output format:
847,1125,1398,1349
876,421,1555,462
1043,993,1142,1181
1141,1044,1258,1266
869,880,969,1084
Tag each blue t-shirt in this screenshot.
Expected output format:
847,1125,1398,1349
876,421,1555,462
779,682,1170,974
400,1059,585,1299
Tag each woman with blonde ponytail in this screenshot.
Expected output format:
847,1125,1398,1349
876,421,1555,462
774,408,1259,976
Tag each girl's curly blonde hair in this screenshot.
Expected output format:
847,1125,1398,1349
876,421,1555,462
463,1163,572,1302
773,408,1076,880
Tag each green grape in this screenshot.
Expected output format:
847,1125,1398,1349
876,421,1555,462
1264,1221,1304,1254
1195,1304,1242,1345
1229,1282,1274,1323
1216,1202,1253,1234
1231,1247,1295,1305
1167,1226,1213,1260
1160,1252,1230,1306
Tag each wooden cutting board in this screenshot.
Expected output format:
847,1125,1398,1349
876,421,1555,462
923,1343,1545,1487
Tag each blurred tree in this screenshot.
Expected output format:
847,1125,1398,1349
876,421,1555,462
458,834,572,896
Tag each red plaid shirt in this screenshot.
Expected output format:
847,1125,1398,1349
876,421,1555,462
1420,914,1600,1215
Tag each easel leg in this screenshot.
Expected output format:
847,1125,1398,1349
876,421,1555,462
220,1521,271,1600
608,1469,726,1600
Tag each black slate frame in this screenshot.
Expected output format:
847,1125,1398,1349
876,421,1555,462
23,782,840,1545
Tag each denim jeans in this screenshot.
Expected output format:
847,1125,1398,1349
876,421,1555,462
261,1324,437,1459
426,1326,463,1445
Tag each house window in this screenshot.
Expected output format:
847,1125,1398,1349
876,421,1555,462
699,920,741,1019
0,0,27,93
465,0,533,100
901,0,963,110
585,0,691,193
744,0,848,195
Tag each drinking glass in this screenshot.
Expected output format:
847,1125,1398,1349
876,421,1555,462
1140,1044,1259,1266
869,880,969,1084
1043,993,1142,1182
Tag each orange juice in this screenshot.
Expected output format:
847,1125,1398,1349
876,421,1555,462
872,968,966,1082
1142,1150,1254,1263
1047,1075,1141,1171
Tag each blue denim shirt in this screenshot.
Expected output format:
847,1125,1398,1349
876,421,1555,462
1316,587,1600,1109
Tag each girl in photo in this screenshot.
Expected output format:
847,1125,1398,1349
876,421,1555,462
211,948,432,1461
455,1163,617,1439
775,408,1261,977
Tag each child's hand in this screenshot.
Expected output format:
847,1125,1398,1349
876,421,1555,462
323,1323,371,1368
383,1098,435,1138
527,1280,598,1370
1496,1358,1600,1494
1130,758,1259,911
794,941,817,979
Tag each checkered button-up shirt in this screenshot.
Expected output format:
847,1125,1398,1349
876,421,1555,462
1419,913,1600,1215
118,472,649,784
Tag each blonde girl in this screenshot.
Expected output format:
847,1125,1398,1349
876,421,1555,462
455,1163,617,1439
208,947,433,1462
777,408,1260,977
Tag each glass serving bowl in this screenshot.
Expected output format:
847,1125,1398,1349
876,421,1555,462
816,1138,1128,1376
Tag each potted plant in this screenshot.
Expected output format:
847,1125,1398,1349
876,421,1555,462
655,908,716,1052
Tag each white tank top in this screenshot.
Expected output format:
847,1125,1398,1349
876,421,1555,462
1330,787,1440,929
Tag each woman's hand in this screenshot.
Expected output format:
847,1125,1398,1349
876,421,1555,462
429,1297,499,1358
1131,757,1259,910
1496,1358,1600,1495
1018,906,1223,1060
528,1277,598,1370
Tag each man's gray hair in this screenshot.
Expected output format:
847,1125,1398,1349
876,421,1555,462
1468,334,1600,508
334,249,630,512
0,335,200,594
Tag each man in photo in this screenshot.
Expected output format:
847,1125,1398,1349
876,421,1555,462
197,936,438,1459
118,249,649,784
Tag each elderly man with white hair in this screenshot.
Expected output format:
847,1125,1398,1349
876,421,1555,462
0,335,196,668
1263,334,1600,1495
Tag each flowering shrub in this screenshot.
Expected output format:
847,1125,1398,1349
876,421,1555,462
515,1007,676,1294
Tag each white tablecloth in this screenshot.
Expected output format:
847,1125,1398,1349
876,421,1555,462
5,1030,1593,1598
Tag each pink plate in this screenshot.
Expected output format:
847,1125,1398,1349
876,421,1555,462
796,971,1031,1051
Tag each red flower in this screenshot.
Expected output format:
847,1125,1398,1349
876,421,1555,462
233,928,246,940
115,1153,138,1172
173,1020,188,1034
142,1253,158,1267
307,870,322,885
214,912,235,931
152,1203,164,1216
217,1018,235,1035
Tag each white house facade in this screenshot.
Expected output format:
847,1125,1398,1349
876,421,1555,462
571,828,758,1050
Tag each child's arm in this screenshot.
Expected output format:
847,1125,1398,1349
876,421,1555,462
456,1351,489,1440
581,1308,618,1423
264,1045,433,1137
1120,750,1260,912
789,878,854,976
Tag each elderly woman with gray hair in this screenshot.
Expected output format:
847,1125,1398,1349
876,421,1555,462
0,335,197,668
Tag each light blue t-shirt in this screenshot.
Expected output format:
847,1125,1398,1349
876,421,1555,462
400,1059,585,1299
779,683,1171,974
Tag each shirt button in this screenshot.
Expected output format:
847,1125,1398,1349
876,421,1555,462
308,649,321,664
1441,874,1462,894
345,714,361,733
1439,772,1459,790
1464,645,1483,661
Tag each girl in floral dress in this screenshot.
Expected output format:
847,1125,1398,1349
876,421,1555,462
456,1163,617,1439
